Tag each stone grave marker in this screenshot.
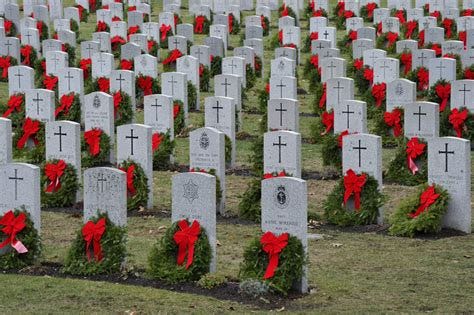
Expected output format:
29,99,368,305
320,57,347,83
45,51,68,76
428,57,456,87
214,74,242,112
0,37,20,61
373,57,400,84
451,79,474,111
43,39,63,56
177,23,194,43
404,101,440,140
386,79,417,111
412,49,436,70
25,89,55,123
134,54,158,79
190,45,211,67
168,35,188,55
0,118,12,165
91,52,114,79
363,49,387,68
8,66,34,96
144,94,175,139
177,55,200,109
267,98,299,132
162,71,188,119
396,40,418,54
352,39,374,59
271,57,296,78
326,77,355,111
92,32,112,53
269,75,297,101
263,130,301,178
121,42,141,61
334,100,367,134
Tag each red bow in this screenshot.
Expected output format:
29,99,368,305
97,77,110,93
195,15,205,33
173,220,201,269
148,40,157,52
371,83,386,108
96,21,108,32
363,68,373,85
128,5,136,11
17,118,40,149
160,24,171,42
4,19,12,35
321,111,334,135
344,10,355,18
337,130,349,148
442,18,453,38
263,171,287,179
120,59,133,70
137,76,153,96
113,91,122,117
459,31,467,48
152,133,163,152
310,54,319,70
386,32,399,47
431,44,441,56
395,10,406,24
0,210,28,253
228,13,233,33
366,2,377,18
348,30,357,41
265,83,270,94
84,129,102,156
309,31,318,42
400,53,412,75
343,169,367,211
409,185,440,218
163,49,183,65
417,67,429,91
261,15,267,30
463,8,474,16
174,14,179,27
319,83,327,109
55,93,75,117
0,56,11,78
79,58,92,80
261,231,288,279
82,218,106,261
44,160,66,192
404,21,417,39
36,21,44,37
281,3,288,17
418,30,425,48
21,45,33,66
449,108,469,137
44,75,58,91
76,5,84,20
430,11,440,18
384,109,402,137
406,137,425,175
119,164,136,195
2,94,23,118
353,59,363,70
336,1,345,17
173,103,180,119
278,30,283,44
435,83,451,112
127,25,140,38
464,68,474,79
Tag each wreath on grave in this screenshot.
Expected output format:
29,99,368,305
96,21,110,32
372,107,404,147
63,212,127,275
199,64,211,92
347,57,363,78
440,107,474,142
239,177,262,222
261,15,270,36
135,75,160,99
70,19,79,33
152,131,175,170
210,55,222,76
463,64,474,79
147,39,159,57
189,168,222,206
461,8,474,16
309,110,333,144
270,30,282,49
173,100,185,136
239,232,306,295
406,67,429,95
0,55,17,82
118,159,149,211
187,81,198,111
81,128,112,168
32,57,45,83
305,0,328,19
78,58,92,81
13,118,45,164
333,2,355,30
228,13,240,35
148,219,211,283
385,137,428,186
0,208,42,270
3,19,16,37
162,49,183,72
224,135,233,166
43,74,59,93
376,32,399,54
0,93,25,128
279,3,297,20
194,15,211,35
458,30,467,48
245,64,256,90
389,184,449,237
41,159,79,208
112,90,133,127
20,45,38,67
441,18,457,39
36,20,49,41
258,82,270,113
337,30,358,55
354,65,373,95
255,56,262,78
302,30,318,52
324,170,385,226
402,20,419,40
398,51,412,77
311,82,326,116
303,55,321,94
55,93,81,123
424,43,441,56
320,130,347,170
111,36,126,57
428,79,451,112
75,4,89,23
89,0,99,13
127,25,140,39
391,8,406,24
359,2,378,22
159,24,173,49
363,83,386,119
119,58,134,71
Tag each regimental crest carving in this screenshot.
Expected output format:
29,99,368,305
93,95,101,108
199,132,210,150
274,185,290,209
183,180,199,203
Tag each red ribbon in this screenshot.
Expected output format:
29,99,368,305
148,40,157,52
435,83,451,112
464,68,474,79
128,5,136,11
76,5,84,20
386,32,399,47
371,83,386,108
44,75,58,91
173,220,201,269
120,59,133,70
442,18,453,38
278,30,283,44
430,11,440,19
20,45,33,66
173,103,180,119
363,68,373,85
17,118,40,149
261,231,288,279
152,133,163,152
119,164,136,195
160,24,171,42
96,21,108,32
395,10,406,24
406,137,426,175
97,77,110,93
384,109,402,137
310,54,319,70
366,2,377,18
409,185,440,218
82,218,106,261
404,21,417,39
281,3,288,17
2,94,23,118
0,210,28,253
449,108,469,137
463,8,474,16
321,111,334,135
418,30,425,47
459,31,467,48
400,53,412,75
431,44,441,57
174,14,179,27
265,83,270,94
337,130,349,148
0,56,11,78
44,160,66,192
310,31,318,41
137,76,153,96
79,58,92,80
343,169,367,211
84,129,102,156
228,13,233,33
127,25,140,38
348,30,357,41
4,20,12,35
344,10,355,18
336,1,345,17
319,83,327,109
417,67,429,91
263,171,287,179
55,93,75,117
261,15,267,30
195,15,205,33
353,59,363,70
113,91,122,117
163,49,183,65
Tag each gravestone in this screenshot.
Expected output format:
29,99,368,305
144,94,175,139
110,70,136,113
451,80,474,111
267,98,299,132
0,37,20,61
428,57,457,87
91,52,114,78
190,45,211,67
234,46,255,69
363,49,387,69
168,35,188,55
58,67,84,106
386,79,417,111
373,58,399,84
20,28,40,52
92,32,112,53
396,40,418,54
214,74,242,112
134,54,158,78
352,39,374,59
110,21,127,39
412,49,436,70
271,57,296,78
275,47,298,61
58,30,76,48
8,66,34,95
326,77,355,111
442,40,464,56
177,23,194,43
120,42,141,61
0,118,12,164
382,17,400,33
177,55,200,109
130,34,149,53
222,56,246,87
269,76,297,100
320,57,347,83
425,27,445,44
162,72,188,119
25,89,55,123
334,100,367,134
404,102,440,140
357,27,376,42
43,39,63,56
204,36,225,58
45,51,68,76
210,24,228,51
318,27,336,48
263,130,301,178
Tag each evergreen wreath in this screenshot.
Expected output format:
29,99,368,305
371,107,404,147
199,64,211,92
135,75,160,102
152,131,175,170
13,118,45,164
55,93,81,123
63,213,127,275
441,18,457,39
210,56,222,76
95,21,110,32
389,184,449,237
148,219,212,283
462,64,474,79
41,159,79,208
148,40,159,57
113,90,133,126
303,55,320,90
279,4,297,20
70,19,79,34
81,129,112,168
255,56,263,78
118,159,149,211
0,208,42,270
427,79,451,112
193,15,211,34
239,177,262,222
401,20,419,40
406,67,430,96
320,132,343,170
311,82,325,115
246,64,256,90
362,86,385,119
239,233,306,295
229,13,241,34
440,107,474,142
75,4,89,22
0,93,25,129
20,44,38,67
188,81,198,111
337,31,358,55
258,82,270,113
359,2,378,22
0,56,17,82
159,27,173,49
376,32,399,54
173,100,185,135
261,15,270,36
3,19,17,37
324,172,384,226
224,135,232,166
384,137,428,186
88,76,110,94
354,65,373,94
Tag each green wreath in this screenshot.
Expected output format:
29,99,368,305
371,108,404,147
56,93,81,123
187,81,197,111
257,83,270,113
279,4,297,20
385,138,428,186
261,16,270,36
160,29,173,49
81,129,111,168
75,5,89,22
442,18,457,40
210,56,222,76
0,208,42,270
224,134,232,166
427,79,452,109
20,44,38,67
13,119,45,164
63,212,127,275
239,234,306,295
440,106,474,142
135,75,161,104
269,31,281,49
375,32,398,54
324,173,384,226
406,67,430,97
238,177,262,222
309,115,327,144
118,159,149,211
41,159,79,208
4,19,17,37
193,15,211,35
389,184,449,237
245,64,256,89
354,66,372,95
70,19,79,33
0,93,25,128
148,40,159,57
148,219,212,283
255,56,263,78
33,57,45,84
320,132,342,170
359,3,378,22
362,88,385,119
63,43,76,66
173,100,185,136
0,56,17,82
199,65,211,92
114,90,133,127
401,21,419,39
311,82,325,115
337,33,355,55
153,131,175,170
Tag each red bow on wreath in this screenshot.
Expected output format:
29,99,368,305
20,45,33,66
55,94,75,117
337,130,349,148
281,3,289,17
17,118,40,149
404,21,417,39
120,164,137,196
363,68,373,85
343,169,367,211
263,171,287,179
228,14,233,33
394,10,406,24
261,231,288,279
0,210,28,254
406,137,425,175
310,54,319,70
386,32,398,47
79,58,92,80
97,77,110,93
152,133,163,152
435,83,451,112
459,31,467,48
128,5,136,11
261,15,267,30
163,49,183,65
44,160,66,193
353,59,363,70
195,15,205,33
463,8,474,16
127,25,140,38
321,111,334,135
2,94,23,118
371,83,386,108
337,1,345,17
0,56,11,78
366,2,377,18
431,44,442,57
319,83,327,109
442,18,453,38
96,21,108,32
384,109,402,137
4,20,12,35
120,59,133,70
82,218,106,262
344,10,355,18
173,103,180,119
84,129,102,156
417,68,429,91
44,75,58,91
173,220,201,269
137,76,153,96
160,24,171,42
409,185,440,218
113,91,122,116
309,31,318,41
76,5,84,20
400,53,412,75
278,30,283,44
449,108,469,138
348,30,357,41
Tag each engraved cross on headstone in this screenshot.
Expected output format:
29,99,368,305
353,139,367,168
438,142,455,172
54,125,67,152
272,135,287,163
212,100,223,123
275,102,287,126
8,168,24,201
125,128,139,155
413,105,427,131
342,104,355,129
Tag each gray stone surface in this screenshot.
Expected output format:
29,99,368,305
450,79,474,111
320,57,347,83
144,94,174,139
267,98,299,132
269,75,297,100
0,118,12,165
8,65,34,96
363,49,386,69
404,102,440,140
134,54,158,78
91,52,114,79
264,130,301,178
25,89,55,123
373,57,399,84
429,57,457,87
386,79,417,111
162,71,188,119
326,77,355,112
334,100,367,134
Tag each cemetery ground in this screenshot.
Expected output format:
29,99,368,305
1,0,474,313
